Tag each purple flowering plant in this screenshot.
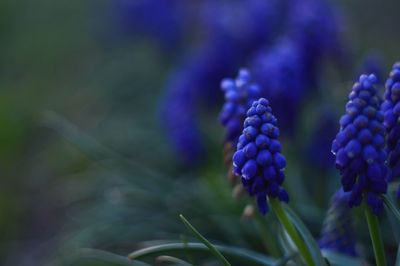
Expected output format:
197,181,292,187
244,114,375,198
5,0,400,265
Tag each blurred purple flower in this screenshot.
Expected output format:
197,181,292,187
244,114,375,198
251,38,305,133
201,0,283,52
250,0,345,134
160,67,205,165
381,62,400,197
319,189,358,257
114,0,186,50
287,0,346,82
306,108,338,171
219,69,261,143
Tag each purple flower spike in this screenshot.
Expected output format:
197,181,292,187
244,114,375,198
382,62,400,198
332,74,387,215
319,189,358,257
220,69,261,143
232,98,288,214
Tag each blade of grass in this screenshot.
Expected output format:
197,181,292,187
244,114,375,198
321,250,363,266
156,255,192,266
383,194,400,223
179,214,230,266
77,248,150,266
180,234,194,265
128,242,276,266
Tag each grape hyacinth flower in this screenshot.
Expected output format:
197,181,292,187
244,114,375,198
114,0,185,51
232,98,288,214
333,74,388,266
160,68,205,165
220,69,261,185
251,38,305,134
232,98,314,265
319,189,358,257
381,62,400,197
219,69,261,144
287,0,346,81
331,74,387,215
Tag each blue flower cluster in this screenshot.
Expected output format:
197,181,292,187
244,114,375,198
233,98,288,214
219,69,261,143
382,62,400,198
201,0,281,52
332,74,387,215
286,0,346,88
251,39,305,133
160,69,205,165
319,190,358,257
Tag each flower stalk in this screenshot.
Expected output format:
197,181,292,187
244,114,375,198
270,199,314,266
364,204,386,266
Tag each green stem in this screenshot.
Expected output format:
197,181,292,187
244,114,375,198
364,205,386,266
270,199,314,266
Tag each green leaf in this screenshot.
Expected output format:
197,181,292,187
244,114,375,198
276,229,303,265
155,255,192,265
75,248,151,266
364,203,386,266
128,242,277,266
383,195,400,223
322,250,363,266
270,200,314,266
282,205,327,266
179,214,231,266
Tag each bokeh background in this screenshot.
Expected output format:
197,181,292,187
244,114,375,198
1,0,399,265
